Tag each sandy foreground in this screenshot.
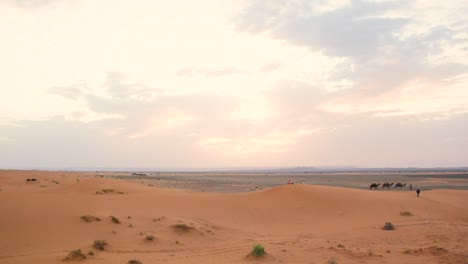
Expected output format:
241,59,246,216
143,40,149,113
0,171,467,264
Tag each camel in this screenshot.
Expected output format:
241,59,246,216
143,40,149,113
395,182,407,188
382,182,394,189
369,183,381,190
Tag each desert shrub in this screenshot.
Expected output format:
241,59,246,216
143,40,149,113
87,251,94,256
383,222,395,230
145,235,155,241
52,180,60,184
337,244,345,248
400,211,413,216
110,216,120,224
102,189,115,193
93,240,108,251
251,244,266,258
327,258,338,264
81,215,101,222
128,260,142,264
64,249,86,261
173,224,192,232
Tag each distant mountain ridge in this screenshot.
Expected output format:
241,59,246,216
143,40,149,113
5,166,468,173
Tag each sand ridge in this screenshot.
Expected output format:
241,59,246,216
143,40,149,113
0,170,467,263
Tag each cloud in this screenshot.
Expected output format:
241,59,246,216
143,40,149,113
234,0,468,119
105,71,159,99
48,80,88,100
198,128,323,155
0,0,58,10
258,61,282,73
176,66,249,77
235,0,406,59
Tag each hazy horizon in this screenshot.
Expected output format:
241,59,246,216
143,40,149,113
1,0,467,168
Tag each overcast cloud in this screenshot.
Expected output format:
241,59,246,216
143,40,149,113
0,0,467,168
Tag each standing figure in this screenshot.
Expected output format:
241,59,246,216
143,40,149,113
410,184,413,191
416,188,421,197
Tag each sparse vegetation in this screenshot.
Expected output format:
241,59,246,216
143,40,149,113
87,251,94,256
110,216,120,224
145,235,155,241
129,223,133,228
117,191,124,194
383,222,395,230
251,244,266,258
403,249,412,254
93,240,108,251
337,243,345,248
64,249,86,261
400,211,413,216
327,258,338,264
128,260,142,264
102,189,115,193
81,215,101,222
173,223,193,232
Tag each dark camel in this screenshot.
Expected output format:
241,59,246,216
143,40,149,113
369,183,381,190
395,182,407,188
382,182,394,189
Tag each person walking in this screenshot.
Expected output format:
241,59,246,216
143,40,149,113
416,188,421,197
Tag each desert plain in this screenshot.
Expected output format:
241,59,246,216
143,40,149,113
0,170,467,264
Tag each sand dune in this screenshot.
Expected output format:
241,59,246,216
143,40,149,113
0,171,467,263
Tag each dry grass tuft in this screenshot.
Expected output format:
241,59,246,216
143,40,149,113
64,249,86,261
173,223,193,232
110,216,120,224
80,215,101,222
383,222,395,230
145,235,155,241
93,240,108,251
400,211,413,216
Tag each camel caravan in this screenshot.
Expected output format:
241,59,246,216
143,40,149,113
369,182,408,190
25,178,38,183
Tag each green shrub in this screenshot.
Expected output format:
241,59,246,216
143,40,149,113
251,244,266,258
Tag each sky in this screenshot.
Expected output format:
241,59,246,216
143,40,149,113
0,0,467,169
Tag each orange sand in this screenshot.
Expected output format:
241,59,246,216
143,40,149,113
0,170,467,263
